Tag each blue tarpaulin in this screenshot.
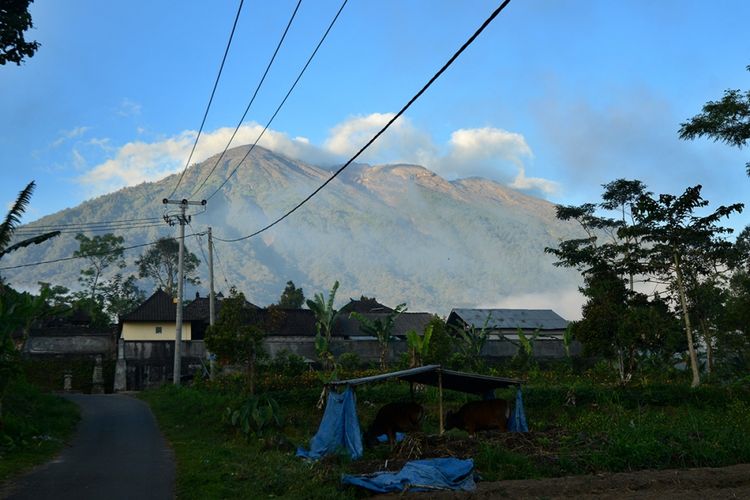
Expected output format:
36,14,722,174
508,387,528,432
342,458,476,493
296,386,363,460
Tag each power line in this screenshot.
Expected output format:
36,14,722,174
214,0,513,243
190,221,210,267
167,0,246,199
13,223,167,236
211,239,232,290
190,0,305,199
17,216,163,230
0,233,204,271
196,0,347,201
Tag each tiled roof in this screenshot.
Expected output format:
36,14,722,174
333,312,434,338
339,297,394,314
448,308,569,331
260,308,316,337
121,289,204,322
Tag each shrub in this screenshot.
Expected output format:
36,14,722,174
337,352,361,372
225,394,283,439
269,349,307,378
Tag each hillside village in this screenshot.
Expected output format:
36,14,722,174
21,286,576,391
3,1,750,498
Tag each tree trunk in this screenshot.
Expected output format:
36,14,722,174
247,356,255,395
699,318,713,377
674,252,701,387
617,347,626,384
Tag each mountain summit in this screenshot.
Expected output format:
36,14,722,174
3,146,583,316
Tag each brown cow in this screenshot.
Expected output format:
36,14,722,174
445,399,509,436
364,401,424,447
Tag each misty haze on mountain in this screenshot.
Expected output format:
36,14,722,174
3,146,585,319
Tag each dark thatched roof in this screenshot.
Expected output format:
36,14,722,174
121,289,203,322
332,312,433,338
339,296,394,315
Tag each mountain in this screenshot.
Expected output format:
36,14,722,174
2,146,584,317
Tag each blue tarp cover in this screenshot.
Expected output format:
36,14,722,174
508,388,528,432
342,458,476,493
296,386,363,460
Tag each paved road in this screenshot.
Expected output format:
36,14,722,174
3,394,175,500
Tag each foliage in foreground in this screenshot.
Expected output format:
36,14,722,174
0,379,79,482
142,370,750,499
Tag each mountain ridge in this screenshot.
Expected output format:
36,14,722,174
2,145,584,317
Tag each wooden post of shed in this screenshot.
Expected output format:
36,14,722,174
438,370,444,435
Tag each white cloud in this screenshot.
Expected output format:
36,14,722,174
51,126,90,148
324,113,437,166
433,127,543,189
118,98,142,117
77,115,557,197
510,167,559,195
77,123,334,195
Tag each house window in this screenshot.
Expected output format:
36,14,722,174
155,326,162,334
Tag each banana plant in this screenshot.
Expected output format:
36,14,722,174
406,323,433,367
350,303,406,370
306,281,341,370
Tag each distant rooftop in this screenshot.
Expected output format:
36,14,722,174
448,308,569,331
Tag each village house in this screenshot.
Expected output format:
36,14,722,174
447,308,580,359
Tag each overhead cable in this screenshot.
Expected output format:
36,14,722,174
0,233,204,271
16,216,163,230
190,0,304,199
197,0,348,201
13,222,167,236
214,0,512,243
167,0,246,199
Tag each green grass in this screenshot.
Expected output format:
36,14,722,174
141,376,750,498
140,385,357,499
0,379,80,482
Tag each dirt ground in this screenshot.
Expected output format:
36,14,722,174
358,433,750,499
389,463,750,499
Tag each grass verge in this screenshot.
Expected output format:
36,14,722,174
0,379,80,482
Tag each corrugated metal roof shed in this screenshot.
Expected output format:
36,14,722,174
327,365,522,394
449,308,568,331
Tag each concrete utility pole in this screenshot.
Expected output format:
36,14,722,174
207,226,216,380
163,198,206,385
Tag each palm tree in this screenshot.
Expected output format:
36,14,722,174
0,181,57,424
0,181,60,262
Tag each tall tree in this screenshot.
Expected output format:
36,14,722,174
350,303,406,370
73,233,126,301
625,185,743,387
546,179,650,282
679,65,750,175
570,263,681,381
205,288,267,394
100,273,145,320
136,237,200,295
277,280,305,308
545,179,651,381
0,0,40,65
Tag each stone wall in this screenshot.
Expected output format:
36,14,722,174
23,334,115,357
123,340,206,390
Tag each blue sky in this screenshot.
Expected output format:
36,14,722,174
2,0,750,232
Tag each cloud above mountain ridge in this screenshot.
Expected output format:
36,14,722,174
77,113,558,197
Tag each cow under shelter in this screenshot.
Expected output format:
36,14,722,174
297,365,528,462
